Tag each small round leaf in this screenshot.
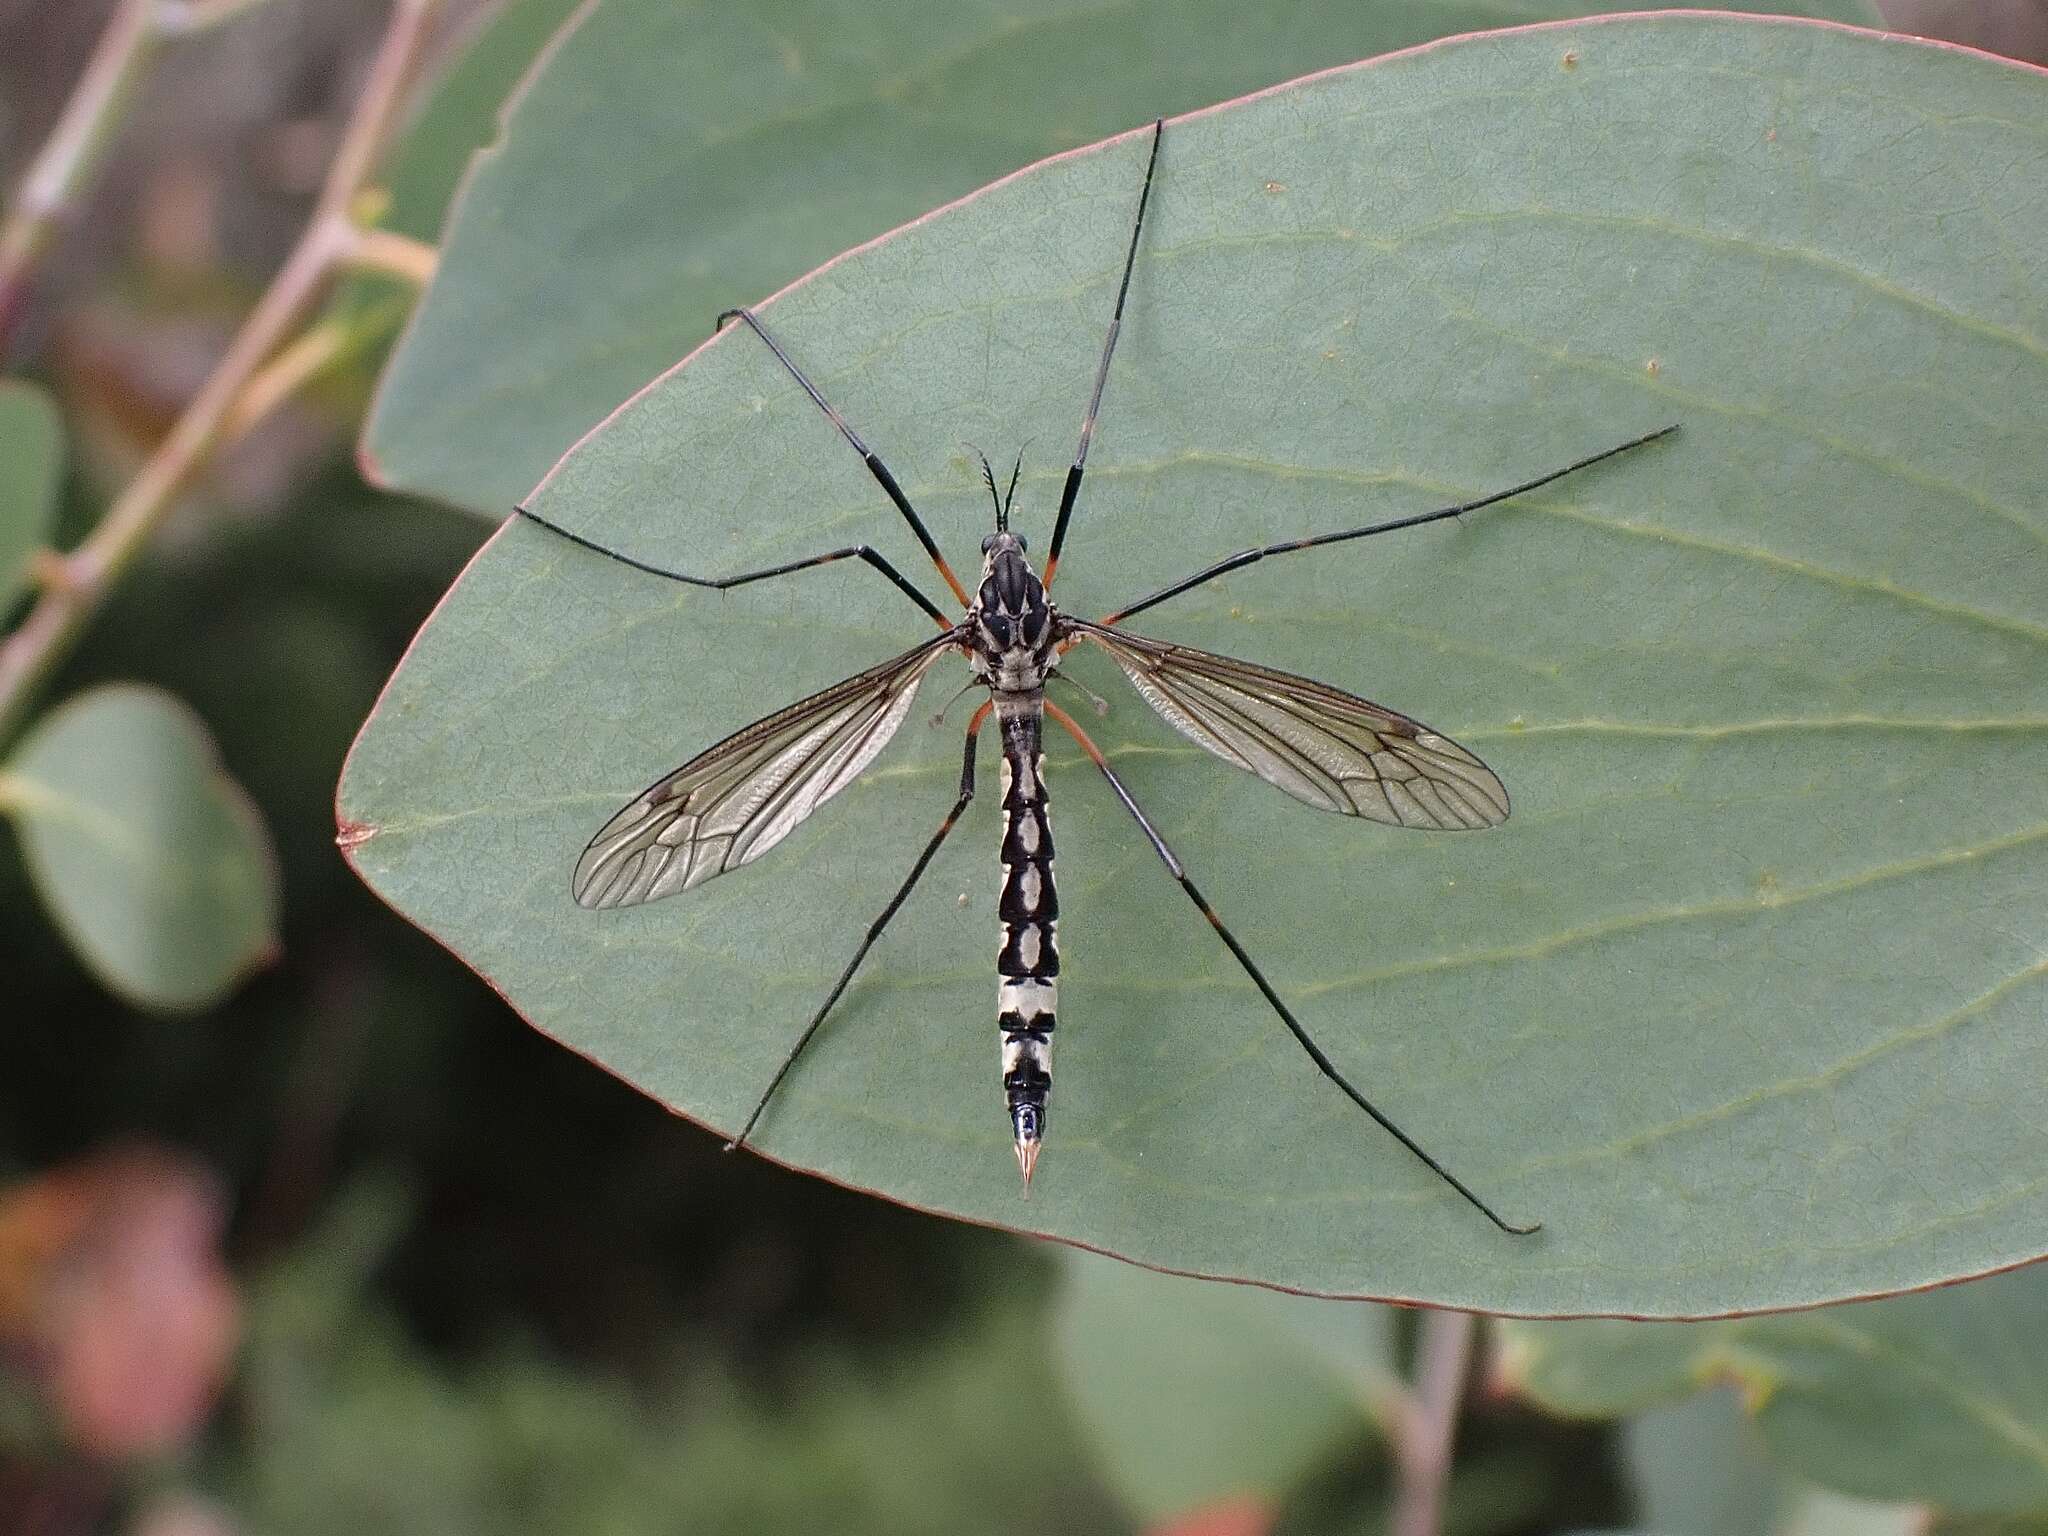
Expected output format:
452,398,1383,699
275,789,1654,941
6,685,280,1012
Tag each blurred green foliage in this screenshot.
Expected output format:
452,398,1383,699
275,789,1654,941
231,1183,1125,1536
1056,1249,1402,1519
1501,1266,2048,1513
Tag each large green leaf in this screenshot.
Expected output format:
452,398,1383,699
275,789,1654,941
361,0,1880,514
4,684,280,1011
0,378,62,609
340,16,2048,1312
1499,1265,2048,1511
1054,1251,1393,1521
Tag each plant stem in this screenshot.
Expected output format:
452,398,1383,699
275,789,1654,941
1388,1309,1476,1536
219,318,354,445
0,0,278,351
0,0,160,346
0,0,441,745
342,226,440,287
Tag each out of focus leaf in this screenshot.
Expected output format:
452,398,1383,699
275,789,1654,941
2,684,279,1011
1621,1387,1788,1536
1499,1265,2048,1512
0,378,62,608
1054,1250,1393,1522
0,1146,238,1459
1150,1496,1276,1536
342,17,2048,1311
1778,1491,1927,1536
363,0,1879,513
1596,1396,1923,1536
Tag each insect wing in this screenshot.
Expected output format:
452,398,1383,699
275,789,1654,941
575,631,960,908
1069,619,1507,829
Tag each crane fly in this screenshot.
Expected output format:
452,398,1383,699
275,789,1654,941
516,119,1676,1234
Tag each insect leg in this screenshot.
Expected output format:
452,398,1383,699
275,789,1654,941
1042,118,1164,588
727,699,991,1153
1042,698,1539,1235
514,503,953,629
1101,424,1679,626
715,306,971,608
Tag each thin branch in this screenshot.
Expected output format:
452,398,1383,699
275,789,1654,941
219,317,353,445
0,0,280,350
1388,1309,1477,1536
0,0,160,345
0,0,441,743
340,225,439,287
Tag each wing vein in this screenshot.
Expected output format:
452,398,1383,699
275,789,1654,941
572,629,961,907
1070,618,1507,830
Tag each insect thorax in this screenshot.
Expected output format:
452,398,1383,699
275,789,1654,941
969,534,1057,694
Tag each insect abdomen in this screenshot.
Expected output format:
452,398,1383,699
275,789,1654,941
996,708,1057,1184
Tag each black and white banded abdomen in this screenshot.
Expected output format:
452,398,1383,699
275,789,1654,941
996,706,1058,1181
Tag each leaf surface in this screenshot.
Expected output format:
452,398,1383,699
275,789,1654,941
341,17,2048,1311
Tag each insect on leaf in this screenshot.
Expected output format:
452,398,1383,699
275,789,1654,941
342,16,2048,1314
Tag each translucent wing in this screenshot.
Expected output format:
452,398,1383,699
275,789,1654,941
575,630,961,908
1068,618,1507,830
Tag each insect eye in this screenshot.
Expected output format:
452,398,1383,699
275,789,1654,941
981,534,999,554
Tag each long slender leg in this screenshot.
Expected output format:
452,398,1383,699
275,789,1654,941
1102,424,1679,626
728,700,991,1152
715,306,972,608
1042,118,1165,588
1042,699,1539,1235
516,504,952,629
513,503,952,629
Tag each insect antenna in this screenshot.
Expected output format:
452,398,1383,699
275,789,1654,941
1002,449,1025,533
967,444,1005,529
